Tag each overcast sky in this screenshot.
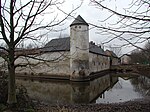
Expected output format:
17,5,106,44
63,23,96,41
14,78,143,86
50,0,146,55
1,0,147,56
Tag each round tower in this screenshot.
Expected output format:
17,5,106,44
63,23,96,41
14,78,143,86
70,15,90,81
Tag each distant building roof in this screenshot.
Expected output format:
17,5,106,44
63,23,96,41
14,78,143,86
70,15,89,27
120,54,131,58
43,37,106,56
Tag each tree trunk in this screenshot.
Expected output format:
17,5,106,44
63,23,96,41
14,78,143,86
7,49,17,104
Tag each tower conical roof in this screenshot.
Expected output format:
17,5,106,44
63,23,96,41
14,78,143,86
70,15,89,26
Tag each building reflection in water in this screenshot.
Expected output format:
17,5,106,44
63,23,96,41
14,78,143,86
16,74,118,104
16,74,150,104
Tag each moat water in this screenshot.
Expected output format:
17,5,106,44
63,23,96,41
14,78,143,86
16,73,150,104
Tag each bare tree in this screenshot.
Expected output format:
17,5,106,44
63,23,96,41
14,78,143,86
143,42,150,63
0,0,79,105
90,0,150,55
130,43,150,64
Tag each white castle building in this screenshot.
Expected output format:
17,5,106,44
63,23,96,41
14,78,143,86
15,15,119,81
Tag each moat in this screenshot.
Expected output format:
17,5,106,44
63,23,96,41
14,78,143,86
16,73,150,104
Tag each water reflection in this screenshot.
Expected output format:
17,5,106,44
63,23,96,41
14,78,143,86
130,76,150,96
96,75,150,103
16,74,150,104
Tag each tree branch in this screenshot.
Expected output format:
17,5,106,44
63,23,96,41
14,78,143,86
91,0,150,22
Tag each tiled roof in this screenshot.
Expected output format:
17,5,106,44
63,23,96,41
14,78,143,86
43,37,106,55
43,37,70,52
89,43,105,55
70,15,89,26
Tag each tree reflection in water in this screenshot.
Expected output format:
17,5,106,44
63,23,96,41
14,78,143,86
130,76,150,96
96,74,150,103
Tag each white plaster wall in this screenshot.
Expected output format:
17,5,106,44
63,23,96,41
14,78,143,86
70,25,89,75
70,25,89,60
15,51,70,76
15,51,111,76
89,53,110,73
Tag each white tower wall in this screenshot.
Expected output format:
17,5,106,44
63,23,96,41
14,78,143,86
70,19,90,79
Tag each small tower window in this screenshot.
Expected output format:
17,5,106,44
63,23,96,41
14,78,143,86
79,26,81,28
75,26,77,28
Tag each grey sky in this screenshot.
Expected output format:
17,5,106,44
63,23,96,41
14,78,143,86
52,0,146,55
1,0,148,55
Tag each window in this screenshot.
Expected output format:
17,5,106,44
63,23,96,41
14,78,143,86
75,26,77,28
79,26,81,28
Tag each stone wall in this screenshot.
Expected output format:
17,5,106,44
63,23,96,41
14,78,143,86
89,53,110,73
14,51,111,77
14,50,111,77
15,51,70,76
70,24,89,77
